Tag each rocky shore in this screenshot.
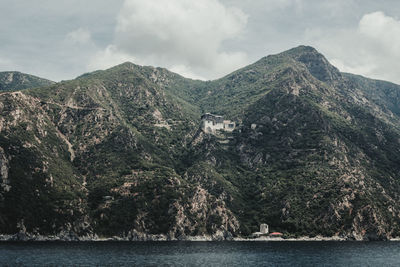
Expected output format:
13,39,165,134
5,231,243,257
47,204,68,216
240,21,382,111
0,229,233,242
1,232,398,242
233,236,346,242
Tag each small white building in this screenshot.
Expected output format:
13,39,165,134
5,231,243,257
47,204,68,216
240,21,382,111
260,223,269,234
251,223,269,238
201,113,236,134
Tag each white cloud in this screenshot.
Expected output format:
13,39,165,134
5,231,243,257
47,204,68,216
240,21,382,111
3,0,400,84
359,11,400,57
169,65,206,80
66,28,92,45
87,45,137,71
88,0,249,79
305,11,400,84
329,58,377,76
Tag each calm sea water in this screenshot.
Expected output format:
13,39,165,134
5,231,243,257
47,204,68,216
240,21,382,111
0,241,400,266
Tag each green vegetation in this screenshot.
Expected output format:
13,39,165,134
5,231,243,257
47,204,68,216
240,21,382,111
0,71,54,92
1,46,400,240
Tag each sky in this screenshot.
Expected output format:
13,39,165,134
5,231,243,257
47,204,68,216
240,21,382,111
1,0,400,84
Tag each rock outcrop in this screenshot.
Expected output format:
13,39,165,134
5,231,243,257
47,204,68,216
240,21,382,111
1,46,400,240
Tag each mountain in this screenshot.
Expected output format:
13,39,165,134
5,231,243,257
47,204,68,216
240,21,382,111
1,46,400,240
0,71,54,92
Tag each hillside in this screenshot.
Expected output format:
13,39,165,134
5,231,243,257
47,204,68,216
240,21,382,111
1,46,400,240
0,72,54,92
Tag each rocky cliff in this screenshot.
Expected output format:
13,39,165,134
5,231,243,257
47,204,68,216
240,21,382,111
1,46,400,240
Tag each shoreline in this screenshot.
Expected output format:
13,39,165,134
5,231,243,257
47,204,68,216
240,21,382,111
0,234,398,242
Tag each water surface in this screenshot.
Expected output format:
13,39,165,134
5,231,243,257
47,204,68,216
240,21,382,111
1,241,400,266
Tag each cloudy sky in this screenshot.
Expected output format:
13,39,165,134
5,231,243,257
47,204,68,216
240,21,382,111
1,0,399,84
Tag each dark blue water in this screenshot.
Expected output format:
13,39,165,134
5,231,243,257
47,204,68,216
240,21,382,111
0,241,400,266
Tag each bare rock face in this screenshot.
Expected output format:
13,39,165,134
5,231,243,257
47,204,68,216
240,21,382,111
2,46,400,241
0,147,10,192
5,73,14,83
167,185,240,240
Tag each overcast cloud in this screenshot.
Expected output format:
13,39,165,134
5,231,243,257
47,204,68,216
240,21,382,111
0,0,399,84
90,0,248,79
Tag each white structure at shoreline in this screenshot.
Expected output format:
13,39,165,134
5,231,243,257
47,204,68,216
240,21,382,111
251,223,269,238
260,224,269,234
201,113,236,134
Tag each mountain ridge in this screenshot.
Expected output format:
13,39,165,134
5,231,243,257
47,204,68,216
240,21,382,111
1,46,400,240
0,71,54,92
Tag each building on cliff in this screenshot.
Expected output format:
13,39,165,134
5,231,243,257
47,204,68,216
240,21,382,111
201,113,236,134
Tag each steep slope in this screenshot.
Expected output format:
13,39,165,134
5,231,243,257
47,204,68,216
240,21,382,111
343,73,400,127
195,46,400,239
0,63,238,240
0,72,54,92
0,91,88,237
1,46,400,240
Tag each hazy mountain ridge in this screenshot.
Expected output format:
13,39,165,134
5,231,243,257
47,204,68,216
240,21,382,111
1,46,400,240
0,71,54,92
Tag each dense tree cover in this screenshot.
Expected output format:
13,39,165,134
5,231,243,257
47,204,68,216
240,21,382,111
1,46,400,239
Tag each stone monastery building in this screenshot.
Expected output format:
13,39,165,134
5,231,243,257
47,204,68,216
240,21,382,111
201,113,236,134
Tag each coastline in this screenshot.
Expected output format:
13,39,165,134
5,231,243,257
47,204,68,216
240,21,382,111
233,236,346,241
1,233,398,242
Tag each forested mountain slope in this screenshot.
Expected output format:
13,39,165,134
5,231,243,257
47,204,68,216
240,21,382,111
1,46,400,240
0,71,54,92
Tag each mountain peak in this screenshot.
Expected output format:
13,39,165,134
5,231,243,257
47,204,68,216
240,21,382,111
109,61,139,70
0,71,54,92
284,45,319,55
281,45,342,83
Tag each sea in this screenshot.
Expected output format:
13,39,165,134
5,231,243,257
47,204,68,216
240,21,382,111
0,241,400,266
